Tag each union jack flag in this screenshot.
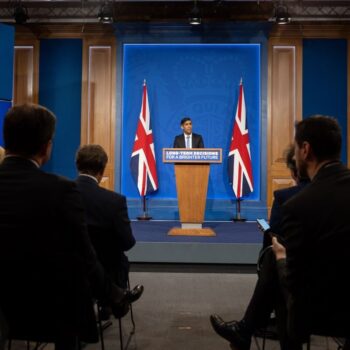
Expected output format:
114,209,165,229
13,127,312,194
130,81,159,196
228,80,254,199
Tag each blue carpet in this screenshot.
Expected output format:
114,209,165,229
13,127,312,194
131,220,263,244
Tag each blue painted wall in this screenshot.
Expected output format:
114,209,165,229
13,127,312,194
0,100,12,146
122,44,261,201
39,39,82,179
303,39,347,163
0,24,14,101
114,23,270,220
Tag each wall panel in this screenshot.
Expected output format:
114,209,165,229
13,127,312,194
81,38,116,190
267,39,302,212
13,40,39,105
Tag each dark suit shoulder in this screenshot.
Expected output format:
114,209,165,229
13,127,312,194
76,177,125,206
173,134,183,142
45,171,74,184
273,186,299,204
37,171,77,193
192,133,204,148
274,181,309,205
97,186,126,203
173,134,183,148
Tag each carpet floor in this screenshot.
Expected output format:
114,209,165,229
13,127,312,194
9,268,341,350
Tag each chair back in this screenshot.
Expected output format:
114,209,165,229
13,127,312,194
287,256,350,341
0,253,98,343
87,225,128,288
0,306,8,350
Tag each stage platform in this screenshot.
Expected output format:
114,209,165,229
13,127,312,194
127,220,263,264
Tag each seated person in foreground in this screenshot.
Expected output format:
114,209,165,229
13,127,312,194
0,104,143,349
0,305,7,350
210,145,310,350
263,144,310,249
76,144,143,317
271,115,350,349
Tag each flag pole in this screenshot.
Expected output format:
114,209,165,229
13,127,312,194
228,79,252,222
232,198,246,222
131,80,159,220
137,195,152,220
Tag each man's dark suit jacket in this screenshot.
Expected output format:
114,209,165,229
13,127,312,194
173,133,204,148
263,181,309,248
0,157,97,268
0,156,98,342
76,175,135,288
279,162,350,338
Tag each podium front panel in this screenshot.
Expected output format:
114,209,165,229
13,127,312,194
175,164,209,223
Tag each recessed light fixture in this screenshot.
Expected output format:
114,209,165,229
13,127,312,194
98,1,114,24
13,1,29,24
274,4,291,24
189,0,201,25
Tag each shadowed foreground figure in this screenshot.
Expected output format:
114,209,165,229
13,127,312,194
210,145,310,350
0,104,143,350
271,116,350,349
211,116,350,350
76,144,144,318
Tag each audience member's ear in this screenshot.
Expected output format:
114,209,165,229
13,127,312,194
302,142,313,161
96,170,105,184
0,146,5,164
290,169,298,183
39,140,53,165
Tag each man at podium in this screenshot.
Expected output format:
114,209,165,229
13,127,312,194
173,117,204,148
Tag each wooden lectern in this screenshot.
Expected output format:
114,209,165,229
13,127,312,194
163,148,222,236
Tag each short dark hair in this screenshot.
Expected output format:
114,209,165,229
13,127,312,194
4,104,56,157
75,144,108,176
295,115,342,162
284,144,298,179
180,117,191,125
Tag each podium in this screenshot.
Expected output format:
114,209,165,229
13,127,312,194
163,148,222,236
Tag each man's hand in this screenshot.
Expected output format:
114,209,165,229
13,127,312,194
272,236,286,260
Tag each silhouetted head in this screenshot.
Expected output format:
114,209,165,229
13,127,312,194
4,103,56,163
75,144,108,178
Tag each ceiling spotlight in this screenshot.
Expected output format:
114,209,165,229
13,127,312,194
189,0,201,25
13,2,29,24
98,1,114,24
274,4,291,24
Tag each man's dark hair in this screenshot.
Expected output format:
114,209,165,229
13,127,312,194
4,104,56,157
76,144,108,176
180,117,191,125
295,115,342,162
284,144,298,179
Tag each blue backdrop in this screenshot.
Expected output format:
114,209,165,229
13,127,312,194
0,100,12,147
121,44,261,201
